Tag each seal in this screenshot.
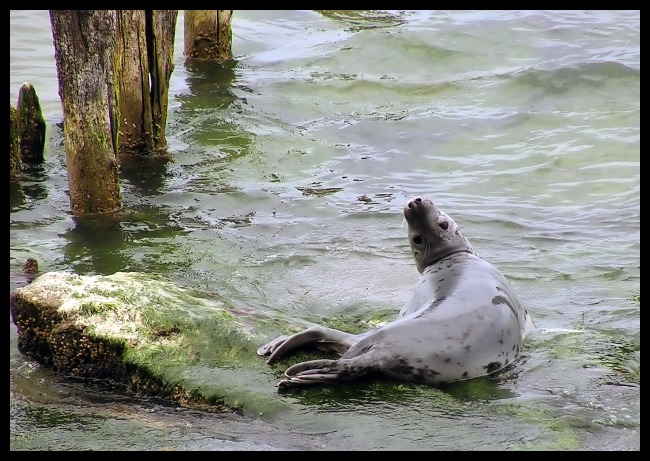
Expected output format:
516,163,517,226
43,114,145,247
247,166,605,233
258,196,534,388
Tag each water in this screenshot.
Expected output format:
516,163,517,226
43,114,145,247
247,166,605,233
10,10,639,450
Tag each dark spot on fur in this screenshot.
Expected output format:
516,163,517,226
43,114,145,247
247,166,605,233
412,370,427,382
492,295,507,305
392,358,414,376
444,358,451,363
492,295,519,322
499,339,504,345
464,345,471,353
438,278,445,282
485,361,502,374
462,371,468,379
390,358,441,382
428,296,446,309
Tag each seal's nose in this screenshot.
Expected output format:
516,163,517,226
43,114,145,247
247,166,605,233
407,196,424,209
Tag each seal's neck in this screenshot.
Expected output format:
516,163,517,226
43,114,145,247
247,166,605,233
415,244,474,273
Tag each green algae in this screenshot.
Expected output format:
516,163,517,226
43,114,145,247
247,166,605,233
17,269,637,441
11,271,321,416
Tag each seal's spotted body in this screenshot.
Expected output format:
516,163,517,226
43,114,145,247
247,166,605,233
258,196,534,388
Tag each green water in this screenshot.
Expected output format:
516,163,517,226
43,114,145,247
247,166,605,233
10,10,639,450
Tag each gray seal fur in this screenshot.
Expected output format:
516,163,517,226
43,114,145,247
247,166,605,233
257,196,534,388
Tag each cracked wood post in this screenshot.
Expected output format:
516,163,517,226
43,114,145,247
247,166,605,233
184,10,233,62
50,10,122,214
115,10,177,157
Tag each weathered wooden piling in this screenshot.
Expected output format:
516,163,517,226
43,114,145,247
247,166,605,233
184,10,233,62
147,10,177,156
115,10,177,157
49,10,180,213
47,10,236,213
50,10,122,214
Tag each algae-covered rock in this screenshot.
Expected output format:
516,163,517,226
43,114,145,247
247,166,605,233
9,271,313,416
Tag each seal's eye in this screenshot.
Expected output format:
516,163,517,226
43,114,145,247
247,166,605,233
440,221,449,230
413,236,423,245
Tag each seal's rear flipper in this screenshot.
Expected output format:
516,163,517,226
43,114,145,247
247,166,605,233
277,358,368,388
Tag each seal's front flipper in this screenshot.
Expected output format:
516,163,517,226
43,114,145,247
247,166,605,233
256,335,290,357
257,326,357,364
278,358,369,387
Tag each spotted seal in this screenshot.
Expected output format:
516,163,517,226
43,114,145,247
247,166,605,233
258,196,534,388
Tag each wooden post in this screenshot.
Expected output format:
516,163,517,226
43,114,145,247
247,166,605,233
115,10,177,157
16,82,46,164
115,11,149,156
147,10,177,155
184,10,233,62
10,104,21,181
50,10,122,214
215,10,234,62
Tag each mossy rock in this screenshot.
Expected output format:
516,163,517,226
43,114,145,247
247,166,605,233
9,271,325,416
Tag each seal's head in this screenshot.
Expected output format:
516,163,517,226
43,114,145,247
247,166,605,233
404,196,475,273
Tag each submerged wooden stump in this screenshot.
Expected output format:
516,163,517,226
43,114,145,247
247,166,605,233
184,10,233,62
50,10,122,214
16,82,46,164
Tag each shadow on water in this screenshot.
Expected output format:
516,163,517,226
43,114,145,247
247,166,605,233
180,59,239,111
61,207,189,276
171,58,257,181
278,370,519,412
61,213,131,274
119,155,173,198
10,182,26,211
10,164,49,212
